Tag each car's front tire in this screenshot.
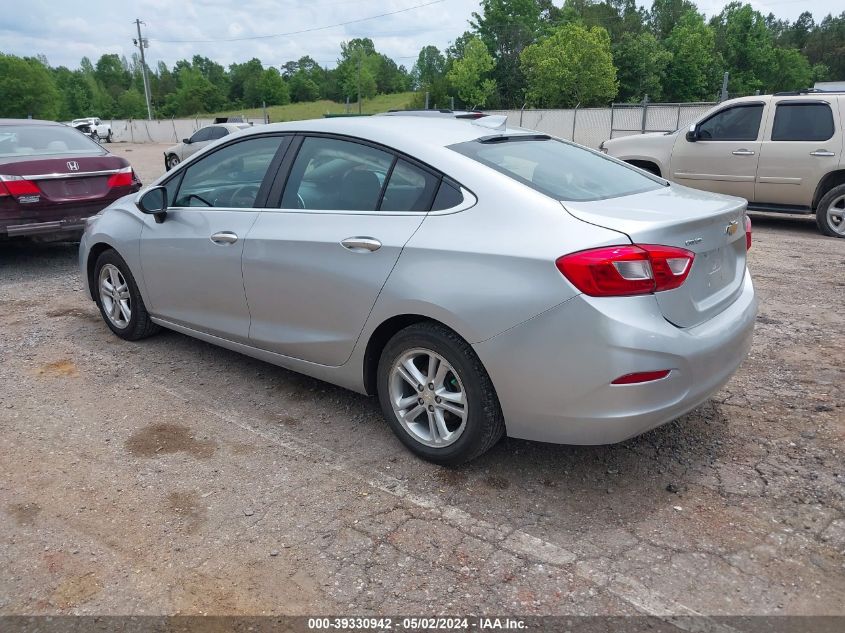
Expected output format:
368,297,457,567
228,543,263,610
94,250,160,341
377,322,505,465
816,184,845,238
166,154,180,170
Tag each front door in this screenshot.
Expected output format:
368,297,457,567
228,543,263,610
243,136,440,366
670,102,766,200
140,135,286,341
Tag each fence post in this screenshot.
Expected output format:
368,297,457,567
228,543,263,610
720,72,729,102
675,104,682,130
609,103,615,139
640,94,649,134
571,105,578,141
520,102,526,127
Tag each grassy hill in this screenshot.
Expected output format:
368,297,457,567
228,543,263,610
210,92,416,122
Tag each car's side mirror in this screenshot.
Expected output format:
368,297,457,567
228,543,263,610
137,185,168,224
685,124,699,142
183,137,191,144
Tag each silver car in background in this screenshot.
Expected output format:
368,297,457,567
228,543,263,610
163,122,251,171
79,116,757,464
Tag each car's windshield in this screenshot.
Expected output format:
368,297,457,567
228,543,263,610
450,136,662,202
0,124,104,158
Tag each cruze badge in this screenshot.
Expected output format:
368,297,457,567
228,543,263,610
67,161,80,171
725,220,739,236
684,237,702,246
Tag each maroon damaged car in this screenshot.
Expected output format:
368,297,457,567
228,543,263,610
0,119,141,240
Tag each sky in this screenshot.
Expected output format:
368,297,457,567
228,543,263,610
0,0,841,72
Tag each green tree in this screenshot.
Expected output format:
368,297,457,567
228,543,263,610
410,45,449,107
613,31,671,101
256,67,290,106
663,11,720,101
804,12,845,80
94,53,130,100
766,47,813,92
710,2,775,95
447,37,496,108
520,22,618,107
472,0,544,107
0,54,61,119
116,88,147,118
648,0,700,40
289,71,321,102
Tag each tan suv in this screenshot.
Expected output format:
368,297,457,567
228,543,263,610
601,93,845,237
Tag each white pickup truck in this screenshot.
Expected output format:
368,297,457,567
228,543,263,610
71,118,113,143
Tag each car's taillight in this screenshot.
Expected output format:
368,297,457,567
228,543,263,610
556,244,695,297
0,174,41,197
745,215,752,250
107,166,134,188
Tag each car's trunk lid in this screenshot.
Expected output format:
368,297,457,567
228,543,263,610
1,154,126,203
562,184,748,328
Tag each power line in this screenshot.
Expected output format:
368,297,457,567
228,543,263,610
150,0,447,44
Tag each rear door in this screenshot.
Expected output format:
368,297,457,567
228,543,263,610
140,134,287,341
670,102,766,199
242,135,438,366
755,98,842,207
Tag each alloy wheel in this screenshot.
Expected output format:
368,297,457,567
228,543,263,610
99,264,131,329
388,348,468,448
826,194,845,236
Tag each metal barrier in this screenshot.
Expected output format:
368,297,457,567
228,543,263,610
487,101,716,148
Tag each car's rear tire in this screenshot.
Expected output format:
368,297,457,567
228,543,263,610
816,184,845,238
93,249,160,341
376,322,505,465
105,132,113,143
166,154,180,170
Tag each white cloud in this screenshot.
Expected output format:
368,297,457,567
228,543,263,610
0,0,840,72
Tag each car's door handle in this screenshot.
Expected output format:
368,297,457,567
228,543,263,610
210,231,238,245
340,237,382,252
810,150,835,157
731,149,755,156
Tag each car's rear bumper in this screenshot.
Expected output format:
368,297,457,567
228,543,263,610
2,218,87,237
473,268,757,444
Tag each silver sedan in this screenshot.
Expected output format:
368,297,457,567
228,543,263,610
79,116,757,464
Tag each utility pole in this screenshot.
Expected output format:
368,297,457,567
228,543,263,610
133,19,153,120
357,49,362,115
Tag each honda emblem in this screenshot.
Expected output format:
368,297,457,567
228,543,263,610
67,161,80,171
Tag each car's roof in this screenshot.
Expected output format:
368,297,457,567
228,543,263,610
0,119,64,127
243,116,525,151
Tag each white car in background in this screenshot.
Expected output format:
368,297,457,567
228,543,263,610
164,123,252,170
71,118,112,143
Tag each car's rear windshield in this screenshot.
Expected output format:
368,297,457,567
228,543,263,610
0,124,104,158
449,136,662,202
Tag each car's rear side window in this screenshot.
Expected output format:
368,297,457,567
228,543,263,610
450,137,660,202
771,103,835,141
431,180,464,210
380,159,439,212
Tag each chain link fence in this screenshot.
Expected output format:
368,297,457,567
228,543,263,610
488,101,717,149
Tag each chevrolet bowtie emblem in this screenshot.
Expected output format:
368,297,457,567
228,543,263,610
725,220,739,236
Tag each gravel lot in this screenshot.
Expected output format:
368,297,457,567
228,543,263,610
1,143,843,620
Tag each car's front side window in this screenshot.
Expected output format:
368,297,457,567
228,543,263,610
190,128,211,143
172,136,283,209
697,105,764,141
281,137,394,211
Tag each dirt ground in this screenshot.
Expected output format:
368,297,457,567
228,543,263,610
0,143,843,621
